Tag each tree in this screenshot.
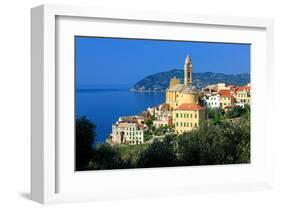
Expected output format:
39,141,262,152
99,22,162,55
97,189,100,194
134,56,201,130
177,121,225,165
89,144,133,170
145,118,154,129
77,106,250,170
224,106,247,119
177,115,250,165
177,131,201,165
206,107,225,120
137,136,177,168
143,130,153,142
75,116,96,170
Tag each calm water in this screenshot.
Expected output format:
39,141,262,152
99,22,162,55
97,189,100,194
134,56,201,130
76,86,165,143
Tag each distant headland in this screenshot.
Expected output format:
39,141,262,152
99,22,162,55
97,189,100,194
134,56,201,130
130,70,250,92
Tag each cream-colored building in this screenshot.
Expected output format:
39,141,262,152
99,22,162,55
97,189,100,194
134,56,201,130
153,112,172,128
234,85,251,106
146,103,169,118
111,120,144,145
202,84,218,94
217,83,231,91
172,104,205,134
218,89,235,109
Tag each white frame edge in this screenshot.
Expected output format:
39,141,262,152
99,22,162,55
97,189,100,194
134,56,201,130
31,4,274,204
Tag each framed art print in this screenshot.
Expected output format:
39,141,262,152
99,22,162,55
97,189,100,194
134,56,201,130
31,4,274,204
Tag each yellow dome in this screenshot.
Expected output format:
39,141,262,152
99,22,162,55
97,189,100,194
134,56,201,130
177,92,199,104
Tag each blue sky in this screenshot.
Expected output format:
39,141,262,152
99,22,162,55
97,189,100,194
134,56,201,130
75,36,250,87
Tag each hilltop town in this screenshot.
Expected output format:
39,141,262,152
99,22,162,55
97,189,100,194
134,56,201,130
109,55,250,145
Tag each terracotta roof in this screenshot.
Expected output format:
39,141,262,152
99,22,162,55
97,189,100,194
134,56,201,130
235,86,251,92
218,89,232,97
175,103,204,111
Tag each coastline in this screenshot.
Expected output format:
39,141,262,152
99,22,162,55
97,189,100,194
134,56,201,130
129,88,166,93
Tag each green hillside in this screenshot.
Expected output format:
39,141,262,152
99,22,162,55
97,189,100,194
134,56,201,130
131,69,250,91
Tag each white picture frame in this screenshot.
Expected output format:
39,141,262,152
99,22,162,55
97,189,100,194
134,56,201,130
31,4,274,204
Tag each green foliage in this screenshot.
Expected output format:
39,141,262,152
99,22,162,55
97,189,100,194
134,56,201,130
88,143,133,170
75,116,96,171
150,114,157,121
177,115,250,165
143,130,153,142
224,105,250,119
206,107,225,120
77,107,250,170
145,118,154,129
88,143,150,170
206,105,251,126
154,125,174,136
137,136,177,168
114,144,149,165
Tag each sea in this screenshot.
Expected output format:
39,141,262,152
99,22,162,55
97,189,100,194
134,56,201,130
76,85,165,144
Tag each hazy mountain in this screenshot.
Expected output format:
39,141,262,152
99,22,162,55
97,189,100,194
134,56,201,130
131,69,250,91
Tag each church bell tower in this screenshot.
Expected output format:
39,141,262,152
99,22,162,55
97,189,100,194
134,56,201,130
184,55,192,86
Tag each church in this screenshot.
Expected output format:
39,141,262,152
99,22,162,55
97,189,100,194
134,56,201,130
165,55,206,134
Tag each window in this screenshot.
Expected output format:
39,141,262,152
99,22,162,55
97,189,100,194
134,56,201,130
180,113,182,118
195,114,197,119
176,113,178,118
180,122,182,127
190,123,193,127
176,122,178,126
195,123,197,127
